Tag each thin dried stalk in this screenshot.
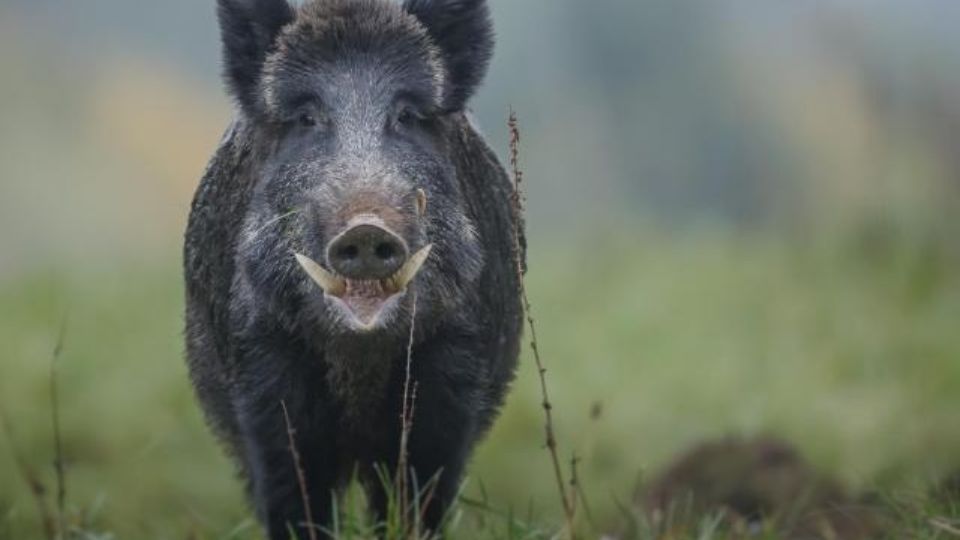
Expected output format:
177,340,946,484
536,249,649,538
50,322,67,539
507,109,576,536
929,518,960,536
0,407,55,540
417,465,441,530
396,292,419,533
281,400,319,540
570,452,596,529
569,454,580,513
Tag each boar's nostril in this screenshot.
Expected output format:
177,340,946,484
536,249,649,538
327,224,408,280
375,242,397,260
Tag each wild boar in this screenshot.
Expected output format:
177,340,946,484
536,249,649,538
183,0,523,537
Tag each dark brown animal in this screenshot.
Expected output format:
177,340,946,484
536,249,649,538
183,0,523,537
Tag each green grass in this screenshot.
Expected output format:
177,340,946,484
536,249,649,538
1,230,959,538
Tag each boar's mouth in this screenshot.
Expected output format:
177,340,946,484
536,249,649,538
293,245,432,330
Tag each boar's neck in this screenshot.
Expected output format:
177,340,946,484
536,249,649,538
323,334,401,428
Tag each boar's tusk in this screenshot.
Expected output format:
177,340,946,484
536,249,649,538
294,253,347,296
386,244,432,292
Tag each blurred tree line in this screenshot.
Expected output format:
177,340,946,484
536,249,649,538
1,0,958,273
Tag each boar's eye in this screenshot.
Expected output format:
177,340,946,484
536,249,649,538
298,111,318,128
392,102,434,133
396,107,419,127
286,100,327,131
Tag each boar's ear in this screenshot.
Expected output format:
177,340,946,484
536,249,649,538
404,0,494,111
217,0,295,115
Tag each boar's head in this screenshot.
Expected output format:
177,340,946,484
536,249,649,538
220,0,495,336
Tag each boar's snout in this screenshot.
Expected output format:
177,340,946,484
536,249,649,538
293,193,434,329
327,220,409,280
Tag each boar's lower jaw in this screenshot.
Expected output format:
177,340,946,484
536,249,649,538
293,245,433,331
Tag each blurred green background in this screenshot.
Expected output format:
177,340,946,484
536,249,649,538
2,0,959,537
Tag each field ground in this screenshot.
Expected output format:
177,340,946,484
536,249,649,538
1,230,959,538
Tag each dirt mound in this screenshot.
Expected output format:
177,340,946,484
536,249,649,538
640,436,884,539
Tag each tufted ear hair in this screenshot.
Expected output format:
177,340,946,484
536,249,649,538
403,0,494,112
217,0,295,116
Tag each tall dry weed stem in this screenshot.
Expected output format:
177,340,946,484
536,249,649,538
396,292,421,535
281,400,320,540
50,322,67,539
0,326,69,540
508,110,578,537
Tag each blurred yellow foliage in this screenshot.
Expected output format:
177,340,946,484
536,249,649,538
90,59,230,205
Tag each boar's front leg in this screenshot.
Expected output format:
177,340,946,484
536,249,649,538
370,341,486,534
405,387,475,533
233,345,338,540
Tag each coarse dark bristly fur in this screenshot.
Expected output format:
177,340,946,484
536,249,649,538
183,0,523,538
